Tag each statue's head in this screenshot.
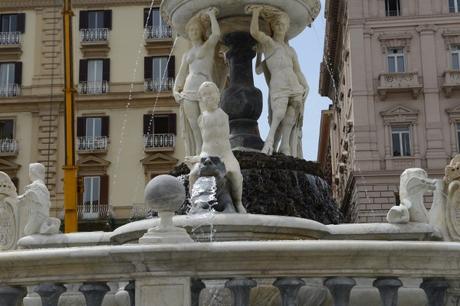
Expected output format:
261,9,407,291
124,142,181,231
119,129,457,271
185,16,206,42
198,155,226,179
29,163,45,182
269,12,290,38
198,82,220,111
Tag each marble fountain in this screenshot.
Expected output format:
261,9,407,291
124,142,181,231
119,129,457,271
0,0,460,306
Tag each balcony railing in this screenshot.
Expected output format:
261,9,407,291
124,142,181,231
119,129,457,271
0,84,20,97
0,138,17,155
77,136,109,153
144,133,175,151
144,78,174,93
77,203,109,220
78,81,109,95
144,25,173,40
443,70,460,97
377,72,423,100
80,28,109,43
0,32,21,46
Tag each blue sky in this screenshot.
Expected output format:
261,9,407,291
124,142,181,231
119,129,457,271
254,0,332,161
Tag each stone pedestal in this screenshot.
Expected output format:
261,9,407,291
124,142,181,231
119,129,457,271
220,32,264,151
136,278,191,306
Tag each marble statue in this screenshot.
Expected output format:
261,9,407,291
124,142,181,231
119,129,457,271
190,156,236,214
248,5,309,157
387,168,435,224
0,172,20,250
187,82,246,214
17,163,60,235
429,155,460,241
173,7,222,157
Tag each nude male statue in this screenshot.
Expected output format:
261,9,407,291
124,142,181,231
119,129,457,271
248,5,309,157
17,163,60,235
187,82,246,214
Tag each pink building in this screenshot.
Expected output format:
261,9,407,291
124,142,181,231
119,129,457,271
318,0,460,222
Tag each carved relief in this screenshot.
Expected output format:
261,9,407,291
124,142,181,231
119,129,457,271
378,33,412,53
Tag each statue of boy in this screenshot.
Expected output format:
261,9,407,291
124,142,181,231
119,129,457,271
188,82,246,213
18,163,60,235
248,5,309,157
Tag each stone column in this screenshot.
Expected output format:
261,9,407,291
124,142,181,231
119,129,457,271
220,32,264,151
373,277,402,306
323,277,356,306
79,282,110,306
420,278,449,306
384,123,391,158
0,285,27,306
225,278,257,306
35,283,66,306
273,277,305,306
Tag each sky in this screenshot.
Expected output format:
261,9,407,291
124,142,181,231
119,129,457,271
254,0,332,161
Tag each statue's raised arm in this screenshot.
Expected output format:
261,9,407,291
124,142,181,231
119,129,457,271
248,5,272,46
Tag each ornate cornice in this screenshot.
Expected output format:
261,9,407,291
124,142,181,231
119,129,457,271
378,33,413,53
0,0,155,10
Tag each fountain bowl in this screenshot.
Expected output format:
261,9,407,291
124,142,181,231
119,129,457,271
160,0,321,39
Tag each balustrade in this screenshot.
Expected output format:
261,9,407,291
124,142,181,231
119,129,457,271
78,81,109,95
0,32,21,45
77,136,109,152
144,25,172,40
0,138,18,155
143,133,176,151
80,28,109,43
144,78,174,92
0,84,20,97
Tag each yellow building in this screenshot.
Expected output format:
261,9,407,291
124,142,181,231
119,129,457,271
0,0,188,230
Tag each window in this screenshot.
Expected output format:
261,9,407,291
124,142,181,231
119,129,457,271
387,48,405,73
0,119,16,154
144,8,171,39
143,113,177,150
80,175,108,219
79,10,111,42
385,0,401,16
392,127,411,157
144,56,175,92
0,62,21,97
449,0,460,12
79,59,110,94
77,116,109,152
452,45,460,70
0,14,25,33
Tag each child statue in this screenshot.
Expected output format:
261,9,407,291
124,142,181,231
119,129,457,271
187,82,246,214
248,5,309,157
18,163,60,235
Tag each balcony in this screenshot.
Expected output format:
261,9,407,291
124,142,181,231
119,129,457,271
144,25,172,41
144,78,174,93
0,139,17,156
0,84,20,97
442,70,460,97
0,32,21,46
77,136,109,154
78,81,109,95
77,203,109,220
80,28,109,44
144,133,175,152
377,72,423,100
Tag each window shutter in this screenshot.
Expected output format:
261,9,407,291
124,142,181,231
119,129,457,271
79,60,88,82
144,57,153,80
5,120,14,139
101,116,109,137
143,114,153,135
102,59,110,82
14,62,22,85
79,11,88,30
0,15,3,32
77,117,86,137
17,13,26,33
168,113,177,134
104,10,112,30
100,175,109,205
77,176,84,206
167,56,175,79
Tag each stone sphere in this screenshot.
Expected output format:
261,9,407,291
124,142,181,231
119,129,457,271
144,175,185,213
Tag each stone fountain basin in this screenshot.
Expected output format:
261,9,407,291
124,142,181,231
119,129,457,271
111,213,329,244
160,0,321,39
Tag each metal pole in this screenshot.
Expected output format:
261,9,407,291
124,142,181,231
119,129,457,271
63,0,78,232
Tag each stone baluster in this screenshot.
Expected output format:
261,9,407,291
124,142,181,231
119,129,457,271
79,282,110,306
373,277,402,306
191,278,206,306
324,277,356,306
420,278,449,306
35,283,66,306
225,278,257,306
125,281,135,306
0,285,27,306
273,277,305,306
